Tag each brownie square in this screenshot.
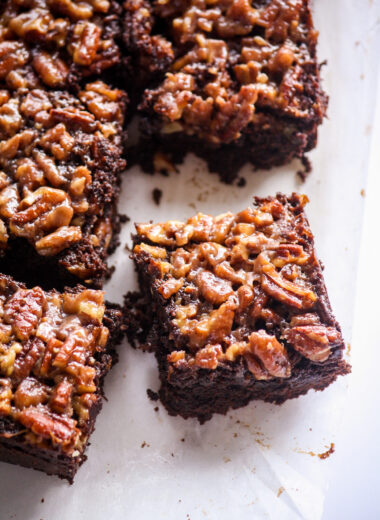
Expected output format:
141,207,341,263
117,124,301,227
130,193,350,423
123,0,327,182
0,274,123,482
0,1,127,289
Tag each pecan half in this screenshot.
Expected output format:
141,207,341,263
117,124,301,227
4,287,46,341
18,405,80,447
285,325,342,362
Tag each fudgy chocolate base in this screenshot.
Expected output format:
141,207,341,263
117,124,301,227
0,306,123,482
129,116,319,184
157,342,349,424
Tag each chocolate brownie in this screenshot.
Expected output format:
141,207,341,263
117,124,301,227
0,2,129,288
123,0,327,182
0,274,123,482
129,193,350,422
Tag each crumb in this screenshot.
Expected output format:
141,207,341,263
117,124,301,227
181,438,185,442
147,389,159,401
154,406,159,412
141,441,150,448
171,452,174,457
318,443,335,460
119,214,130,223
360,189,365,197
237,177,246,187
297,156,312,181
309,428,312,431
152,188,163,205
41,498,44,503
277,487,285,498
233,433,238,438
223,457,231,463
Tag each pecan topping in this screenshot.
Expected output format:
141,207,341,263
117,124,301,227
134,195,342,377
0,275,111,454
127,0,326,143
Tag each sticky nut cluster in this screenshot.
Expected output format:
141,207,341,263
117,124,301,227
133,194,343,380
0,275,110,453
0,81,124,268
131,0,323,143
0,0,120,90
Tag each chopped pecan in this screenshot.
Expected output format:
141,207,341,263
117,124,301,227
4,287,46,341
256,253,317,309
248,331,291,378
284,325,342,362
18,405,80,447
158,278,184,299
10,187,74,241
62,289,105,324
35,226,82,256
14,377,49,409
0,378,12,415
50,378,73,414
194,344,223,369
32,51,68,88
12,338,46,383
195,269,233,305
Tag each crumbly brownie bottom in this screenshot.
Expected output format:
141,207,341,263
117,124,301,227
157,343,348,423
126,295,349,423
129,117,318,183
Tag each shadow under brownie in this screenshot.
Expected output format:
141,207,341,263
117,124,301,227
128,193,350,423
123,0,328,182
0,274,124,482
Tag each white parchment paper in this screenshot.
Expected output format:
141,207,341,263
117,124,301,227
1,1,380,519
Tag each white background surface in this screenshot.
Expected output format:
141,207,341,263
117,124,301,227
1,1,380,519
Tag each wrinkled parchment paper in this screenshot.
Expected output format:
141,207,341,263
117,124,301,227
1,1,380,519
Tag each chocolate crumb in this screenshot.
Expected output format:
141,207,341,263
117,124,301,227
119,214,130,223
147,389,159,401
152,188,163,206
41,498,44,503
237,177,246,187
181,438,185,442
154,406,159,412
141,441,150,448
297,156,312,181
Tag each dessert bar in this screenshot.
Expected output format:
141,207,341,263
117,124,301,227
123,0,327,182
0,1,127,288
0,274,123,481
130,193,350,422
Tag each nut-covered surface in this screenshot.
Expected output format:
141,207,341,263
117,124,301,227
124,0,327,146
0,274,113,459
0,82,126,285
132,193,346,382
0,0,122,90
